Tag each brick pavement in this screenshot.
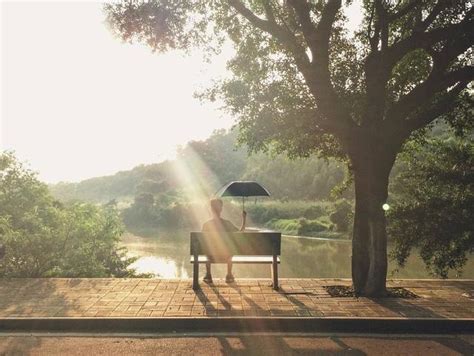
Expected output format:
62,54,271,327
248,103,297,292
0,278,472,319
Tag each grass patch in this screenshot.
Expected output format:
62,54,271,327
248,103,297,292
265,218,300,235
265,217,337,237
246,200,331,224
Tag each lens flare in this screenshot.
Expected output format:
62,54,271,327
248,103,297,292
382,203,390,211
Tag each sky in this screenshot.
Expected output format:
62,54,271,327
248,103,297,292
1,1,362,184
1,1,235,183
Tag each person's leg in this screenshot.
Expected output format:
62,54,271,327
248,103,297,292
204,260,213,283
226,259,234,283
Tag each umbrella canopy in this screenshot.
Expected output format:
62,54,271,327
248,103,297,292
216,181,271,198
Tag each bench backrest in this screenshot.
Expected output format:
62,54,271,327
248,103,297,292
190,231,281,259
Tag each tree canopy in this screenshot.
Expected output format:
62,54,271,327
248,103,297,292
105,0,472,157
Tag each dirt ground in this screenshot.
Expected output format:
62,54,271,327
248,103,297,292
0,333,472,355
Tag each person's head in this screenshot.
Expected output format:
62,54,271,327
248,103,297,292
210,198,223,217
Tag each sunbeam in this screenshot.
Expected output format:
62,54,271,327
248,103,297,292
171,144,224,228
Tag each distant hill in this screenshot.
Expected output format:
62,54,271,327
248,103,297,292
49,129,345,204
49,160,177,203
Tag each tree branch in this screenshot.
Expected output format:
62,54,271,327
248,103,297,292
363,1,395,125
416,0,448,32
363,1,469,128
286,0,342,62
315,0,341,41
286,0,317,57
367,2,378,51
228,0,280,34
262,0,275,23
386,7,473,69
387,66,474,123
431,30,474,70
228,0,353,137
375,0,389,50
285,0,342,66
388,0,422,22
386,16,474,123
403,80,470,133
286,0,354,131
228,0,310,65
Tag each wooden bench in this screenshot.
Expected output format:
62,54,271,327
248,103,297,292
190,231,281,290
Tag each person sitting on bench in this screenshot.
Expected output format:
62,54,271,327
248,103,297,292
201,198,246,283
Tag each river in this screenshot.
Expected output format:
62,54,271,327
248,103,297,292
121,229,474,279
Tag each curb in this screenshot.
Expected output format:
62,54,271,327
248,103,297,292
1,317,472,334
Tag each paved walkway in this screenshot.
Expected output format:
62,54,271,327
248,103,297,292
0,278,472,319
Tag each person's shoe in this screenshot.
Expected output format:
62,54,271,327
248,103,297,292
225,274,235,283
203,274,213,283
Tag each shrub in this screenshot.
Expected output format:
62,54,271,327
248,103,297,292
265,218,300,235
0,151,139,278
303,205,326,219
265,217,332,237
297,218,330,236
329,200,353,232
246,200,329,224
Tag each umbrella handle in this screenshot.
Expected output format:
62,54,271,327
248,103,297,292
242,196,245,212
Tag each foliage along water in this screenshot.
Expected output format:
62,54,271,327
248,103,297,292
121,229,474,279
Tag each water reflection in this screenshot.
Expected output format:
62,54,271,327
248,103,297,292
131,257,189,278
121,229,474,279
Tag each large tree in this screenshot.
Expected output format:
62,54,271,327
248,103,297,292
104,0,473,296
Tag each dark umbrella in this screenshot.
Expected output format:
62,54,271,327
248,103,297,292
215,181,271,211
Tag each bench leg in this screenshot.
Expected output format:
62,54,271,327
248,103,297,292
272,255,279,290
192,254,199,290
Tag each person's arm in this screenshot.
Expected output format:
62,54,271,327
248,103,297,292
239,211,247,231
202,221,209,231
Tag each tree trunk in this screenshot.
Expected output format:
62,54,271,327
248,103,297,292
350,144,396,297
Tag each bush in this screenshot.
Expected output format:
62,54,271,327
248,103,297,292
329,200,353,232
0,151,140,278
297,218,330,236
303,205,326,219
246,200,329,224
265,218,300,235
265,217,332,237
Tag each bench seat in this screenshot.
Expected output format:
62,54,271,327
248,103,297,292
190,231,281,290
190,255,281,264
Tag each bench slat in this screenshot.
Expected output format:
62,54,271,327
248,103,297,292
190,231,281,256
190,255,280,264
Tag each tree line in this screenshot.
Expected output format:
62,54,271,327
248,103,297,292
50,129,347,203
